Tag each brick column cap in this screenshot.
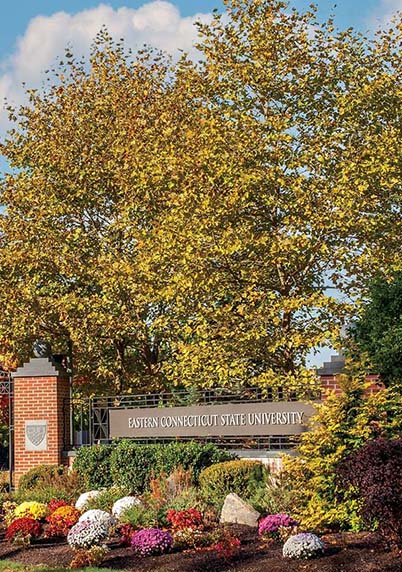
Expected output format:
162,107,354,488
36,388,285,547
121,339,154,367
13,356,66,378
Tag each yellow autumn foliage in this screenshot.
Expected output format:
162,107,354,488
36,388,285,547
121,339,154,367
283,378,402,531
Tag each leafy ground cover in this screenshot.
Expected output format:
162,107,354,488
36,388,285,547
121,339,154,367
0,527,400,572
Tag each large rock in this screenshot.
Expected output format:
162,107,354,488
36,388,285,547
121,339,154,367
220,493,260,527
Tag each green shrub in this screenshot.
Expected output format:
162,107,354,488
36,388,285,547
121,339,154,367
119,502,161,529
18,465,65,492
199,459,268,509
154,442,232,482
108,441,233,495
73,441,233,495
73,444,115,489
110,442,159,494
247,474,299,515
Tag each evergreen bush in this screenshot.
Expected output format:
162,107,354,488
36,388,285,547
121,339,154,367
199,459,267,509
154,441,232,482
110,442,158,493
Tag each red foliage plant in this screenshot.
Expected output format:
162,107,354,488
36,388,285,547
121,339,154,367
117,523,136,546
48,499,69,513
213,531,241,560
5,517,43,543
338,438,402,550
166,508,203,530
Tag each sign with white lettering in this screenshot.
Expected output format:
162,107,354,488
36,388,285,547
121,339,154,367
109,401,316,438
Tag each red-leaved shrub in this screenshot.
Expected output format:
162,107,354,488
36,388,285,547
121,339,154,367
339,438,402,549
166,508,203,530
5,517,43,544
117,523,136,546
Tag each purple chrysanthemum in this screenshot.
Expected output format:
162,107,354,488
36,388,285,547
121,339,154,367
131,527,173,557
258,513,299,538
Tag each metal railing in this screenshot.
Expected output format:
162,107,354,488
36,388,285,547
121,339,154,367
64,383,321,451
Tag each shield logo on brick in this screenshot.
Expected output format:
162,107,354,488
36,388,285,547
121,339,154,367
25,421,48,450
26,424,46,447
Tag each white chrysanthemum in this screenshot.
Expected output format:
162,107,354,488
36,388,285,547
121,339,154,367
112,496,141,519
75,490,101,511
283,533,325,560
67,519,109,550
79,509,115,529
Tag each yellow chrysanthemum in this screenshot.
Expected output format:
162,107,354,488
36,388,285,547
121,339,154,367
14,501,48,520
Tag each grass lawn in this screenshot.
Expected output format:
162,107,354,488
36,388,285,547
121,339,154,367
0,562,118,572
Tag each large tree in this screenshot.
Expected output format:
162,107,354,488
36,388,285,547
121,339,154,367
0,2,401,393
0,32,201,393
157,0,402,388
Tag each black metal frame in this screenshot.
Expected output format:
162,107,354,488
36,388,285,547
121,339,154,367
65,383,321,451
0,372,13,488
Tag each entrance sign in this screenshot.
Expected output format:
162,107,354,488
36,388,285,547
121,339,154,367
109,401,316,439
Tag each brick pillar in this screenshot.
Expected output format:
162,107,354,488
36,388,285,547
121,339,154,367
320,373,383,398
12,357,70,487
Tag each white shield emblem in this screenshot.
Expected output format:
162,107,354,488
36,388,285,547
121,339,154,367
26,424,46,447
25,421,48,451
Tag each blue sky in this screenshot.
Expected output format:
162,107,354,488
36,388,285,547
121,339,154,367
0,0,400,367
1,0,399,132
0,0,396,60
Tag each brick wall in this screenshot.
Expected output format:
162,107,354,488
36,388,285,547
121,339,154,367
320,373,384,397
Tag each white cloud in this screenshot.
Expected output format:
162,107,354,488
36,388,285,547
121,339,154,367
0,1,212,132
369,0,402,28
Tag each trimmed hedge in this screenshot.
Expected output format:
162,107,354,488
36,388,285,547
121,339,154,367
199,459,268,508
154,441,232,481
111,442,158,493
74,441,232,493
73,444,115,489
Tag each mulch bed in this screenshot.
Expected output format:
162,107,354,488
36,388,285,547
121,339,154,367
0,526,401,571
